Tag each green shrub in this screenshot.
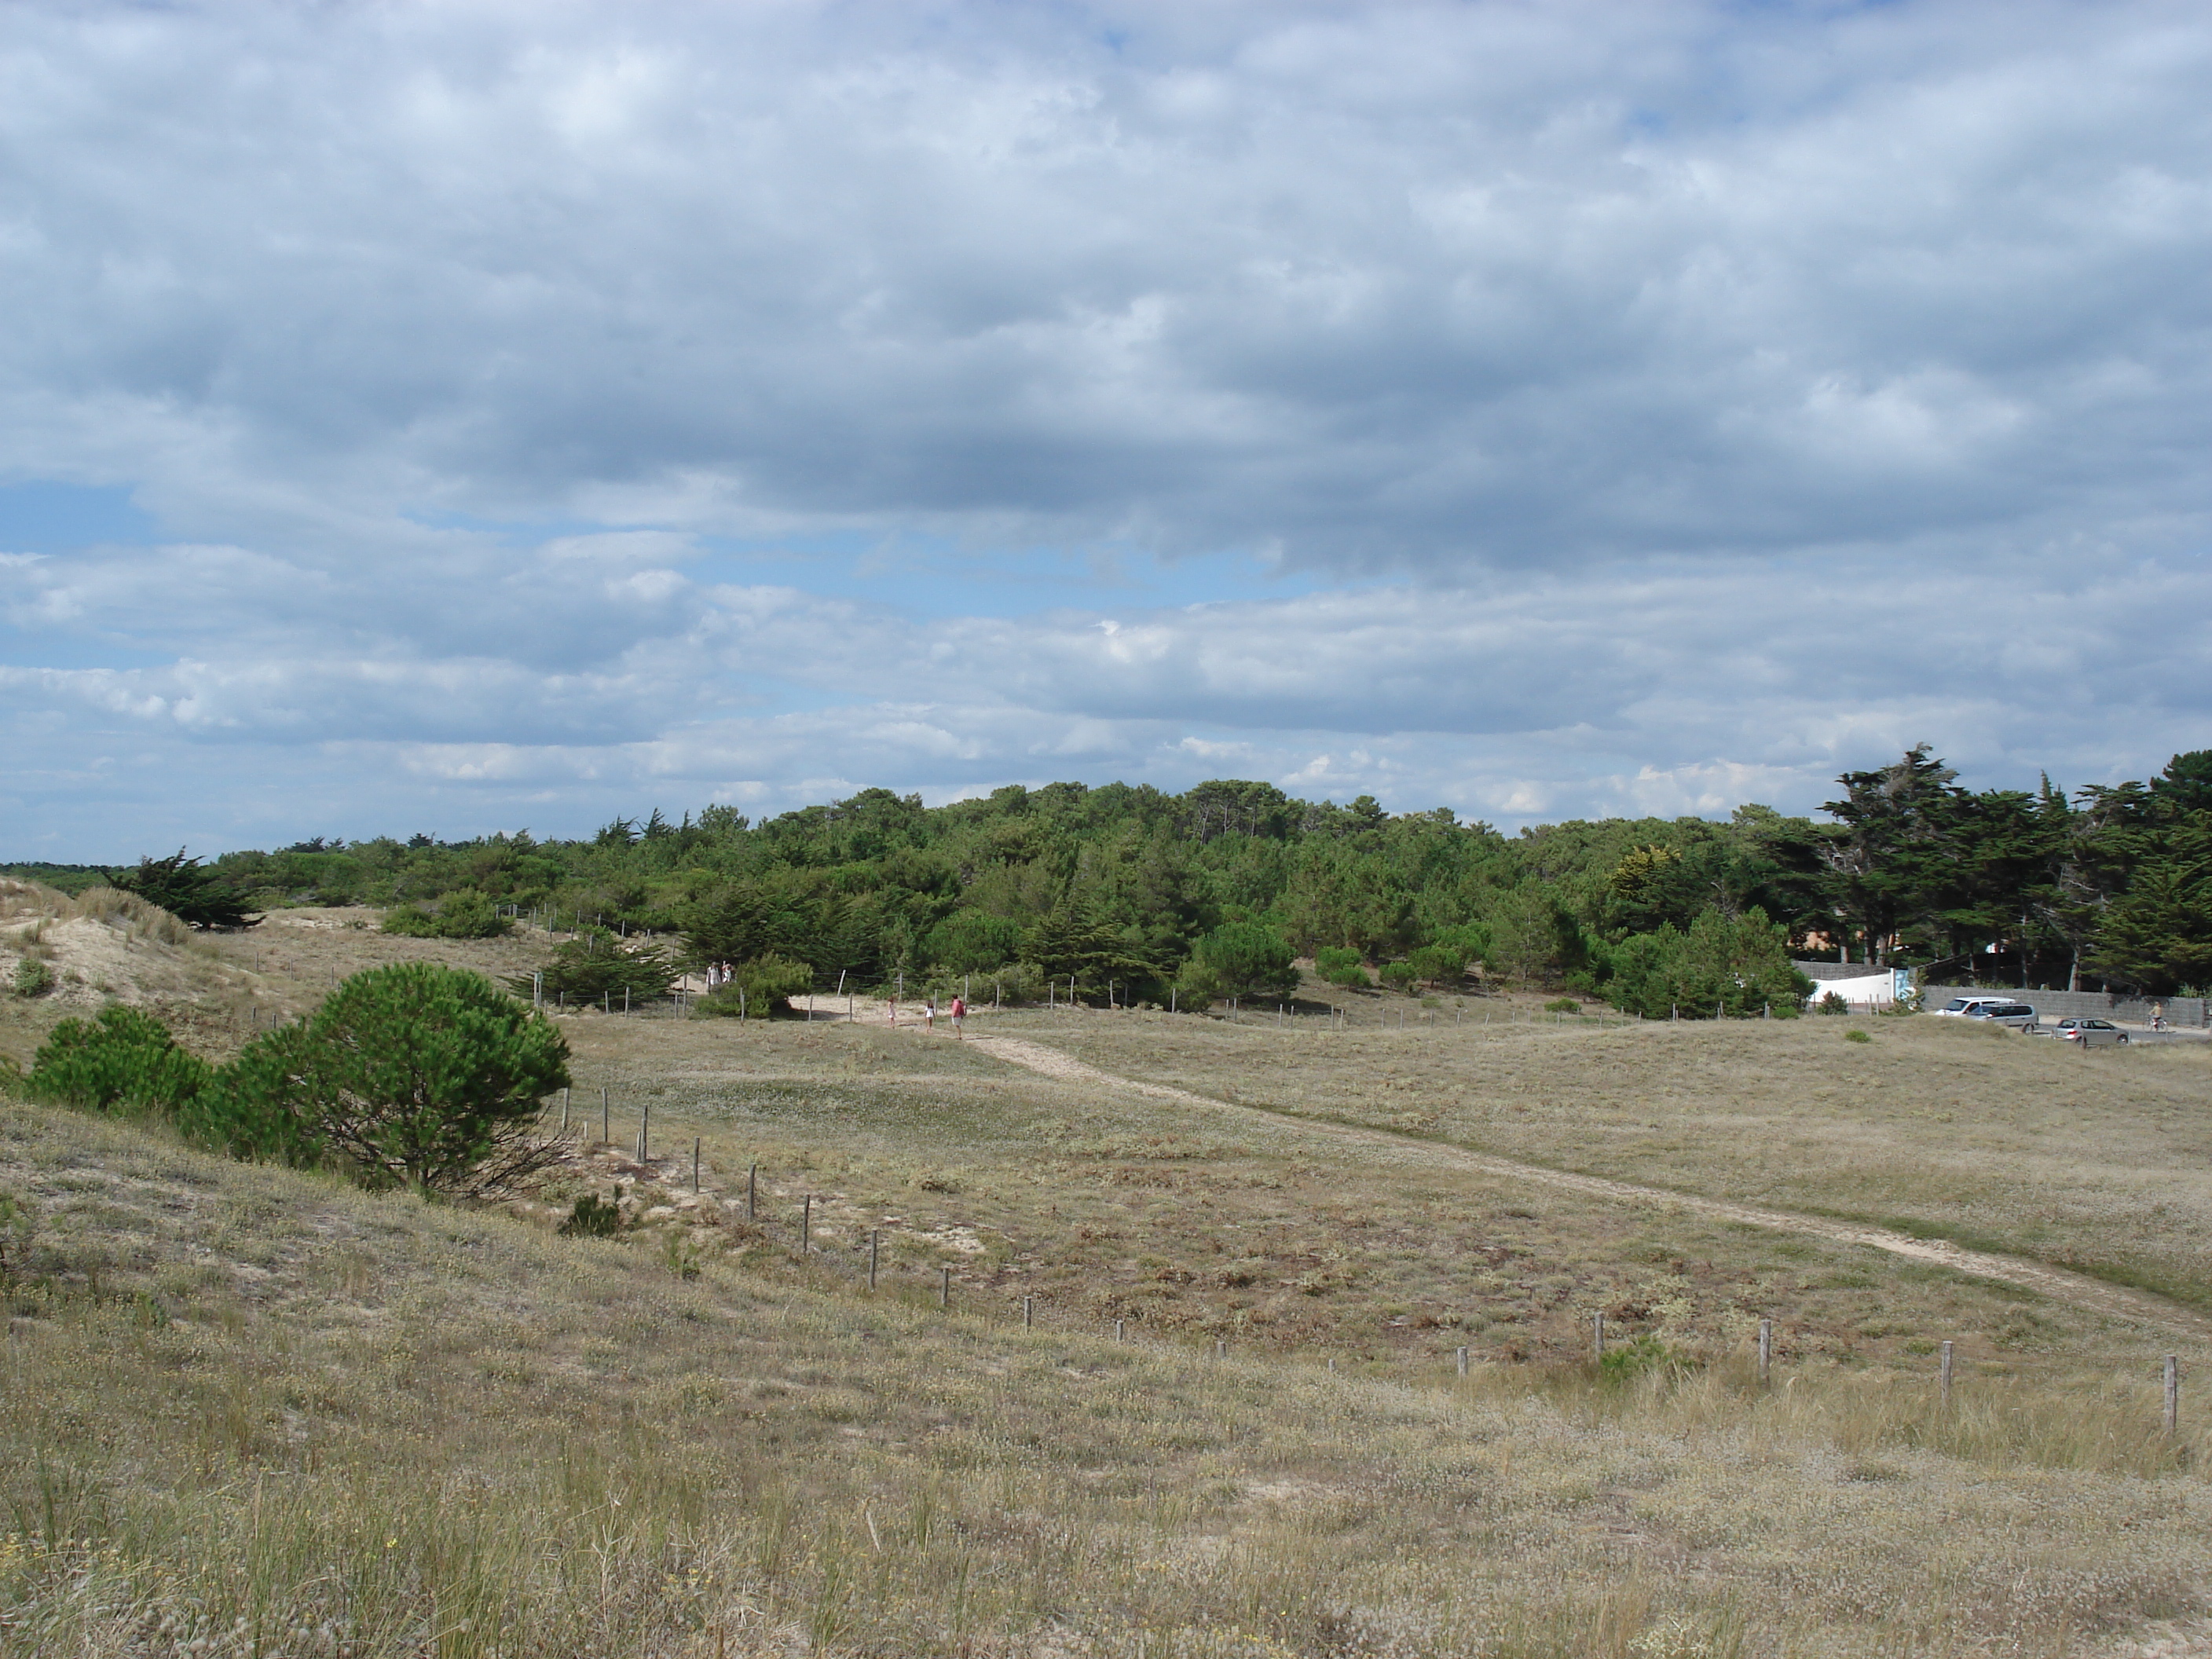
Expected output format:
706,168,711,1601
287,963,570,1195
661,1229,702,1280
516,928,678,1005
1408,944,1470,987
27,1006,214,1119
1544,998,1581,1014
919,909,1024,973
1844,1027,1873,1044
1598,1334,1686,1383
382,888,511,939
1817,991,1849,1015
1379,961,1419,993
697,954,815,1019
11,957,53,998
182,1021,328,1168
1171,959,1221,1011
379,904,440,937
558,1188,624,1238
1314,947,1368,989
1601,907,1814,1020
1191,922,1299,1000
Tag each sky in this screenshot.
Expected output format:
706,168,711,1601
3,0,2209,862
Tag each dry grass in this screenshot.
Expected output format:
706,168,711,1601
2,921,2208,1654
0,1097,2207,1658
526,1009,2196,1395
1035,997,2212,1317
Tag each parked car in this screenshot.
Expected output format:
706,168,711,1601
2053,1017,2130,1046
1964,1001,2038,1031
1934,996,2012,1017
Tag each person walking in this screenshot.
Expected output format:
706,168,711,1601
924,997,937,1033
950,994,965,1038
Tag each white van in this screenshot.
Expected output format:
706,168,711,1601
1933,995,2012,1017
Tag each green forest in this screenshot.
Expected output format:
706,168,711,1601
12,746,2211,1013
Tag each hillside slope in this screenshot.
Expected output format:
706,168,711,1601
0,1097,2206,1658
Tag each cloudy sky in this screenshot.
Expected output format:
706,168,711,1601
3,0,2208,861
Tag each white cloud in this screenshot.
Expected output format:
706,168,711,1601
2,1,2209,856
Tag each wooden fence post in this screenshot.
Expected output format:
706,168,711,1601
693,1137,701,1193
1023,1295,1034,1328
601,1087,609,1147
1592,1313,1606,1364
1757,1318,1772,1386
1940,1340,1954,1408
870,1229,880,1291
1456,1346,1469,1377
747,1163,756,1221
800,1195,811,1253
940,1266,951,1309
2166,1355,2180,1437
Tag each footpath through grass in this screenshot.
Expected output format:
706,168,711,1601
1031,1002,2212,1322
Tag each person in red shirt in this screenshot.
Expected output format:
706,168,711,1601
949,994,965,1038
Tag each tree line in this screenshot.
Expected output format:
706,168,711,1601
11,749,2209,1010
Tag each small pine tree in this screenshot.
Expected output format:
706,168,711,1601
28,1006,214,1117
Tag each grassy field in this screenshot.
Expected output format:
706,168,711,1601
1,903,2209,1655
1033,998,2212,1318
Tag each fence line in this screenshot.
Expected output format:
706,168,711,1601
578,1141,2185,1439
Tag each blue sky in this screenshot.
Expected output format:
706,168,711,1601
3,0,2209,862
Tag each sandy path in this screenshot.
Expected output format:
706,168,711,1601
965,1032,2212,1339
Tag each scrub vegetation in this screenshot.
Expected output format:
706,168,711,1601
11,748,2212,1016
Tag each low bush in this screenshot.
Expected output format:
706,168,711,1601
1598,1333,1688,1383
558,1188,625,1237
1314,946,1368,988
1544,998,1581,1014
1379,961,1419,993
27,1006,214,1119
1408,943,1470,987
181,1021,328,1168
697,954,814,1018
1190,922,1299,1001
35,967,572,1197
516,928,678,1006
11,957,53,998
381,888,511,939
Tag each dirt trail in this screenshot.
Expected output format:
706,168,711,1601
965,1032,2212,1339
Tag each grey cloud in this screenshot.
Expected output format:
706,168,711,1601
3,2,2208,568
5,2,2210,858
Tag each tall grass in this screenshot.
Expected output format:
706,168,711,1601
0,879,200,953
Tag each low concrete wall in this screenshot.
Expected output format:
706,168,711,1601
1921,984,2207,1027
